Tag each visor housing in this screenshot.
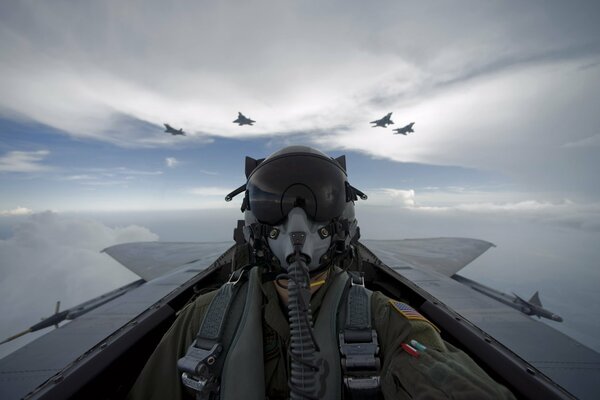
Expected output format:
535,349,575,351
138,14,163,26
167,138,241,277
246,147,348,225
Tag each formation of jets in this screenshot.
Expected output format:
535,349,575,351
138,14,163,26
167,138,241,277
163,112,256,136
164,111,414,137
371,112,416,136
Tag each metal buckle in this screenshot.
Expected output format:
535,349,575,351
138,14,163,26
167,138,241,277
178,342,222,397
181,372,210,392
344,375,381,394
339,329,381,396
350,274,365,287
227,269,245,285
339,330,380,371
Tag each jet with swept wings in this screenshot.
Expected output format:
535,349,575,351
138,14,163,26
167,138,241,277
163,123,185,136
370,112,394,128
393,122,415,135
233,112,255,126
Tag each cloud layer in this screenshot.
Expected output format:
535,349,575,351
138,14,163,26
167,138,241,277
0,211,158,357
363,187,600,233
0,206,33,216
0,150,52,173
1,1,599,195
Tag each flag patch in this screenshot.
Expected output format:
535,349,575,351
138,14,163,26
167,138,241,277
390,300,440,332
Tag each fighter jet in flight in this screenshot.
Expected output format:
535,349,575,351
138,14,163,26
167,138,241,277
370,112,394,128
163,123,185,136
233,112,255,126
393,122,415,135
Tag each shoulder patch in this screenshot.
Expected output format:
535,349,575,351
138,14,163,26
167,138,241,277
389,300,440,333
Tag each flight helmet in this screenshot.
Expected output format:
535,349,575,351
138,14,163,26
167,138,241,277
226,146,367,274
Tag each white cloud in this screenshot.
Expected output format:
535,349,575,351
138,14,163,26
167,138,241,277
99,167,163,176
60,167,163,187
0,207,33,216
364,188,416,207
0,211,158,357
0,150,52,173
165,157,179,168
64,174,96,181
362,187,600,232
315,58,600,172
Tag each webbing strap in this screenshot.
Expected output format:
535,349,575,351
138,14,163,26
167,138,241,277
339,273,381,399
178,269,248,400
219,267,265,400
198,283,235,341
346,284,370,330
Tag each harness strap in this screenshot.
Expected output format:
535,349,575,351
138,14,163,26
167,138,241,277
313,269,350,399
178,266,381,400
339,273,381,399
219,267,265,400
177,268,249,400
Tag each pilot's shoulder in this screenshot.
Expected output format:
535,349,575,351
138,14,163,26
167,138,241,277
371,291,435,327
371,291,446,351
192,289,219,310
164,290,220,344
174,289,219,324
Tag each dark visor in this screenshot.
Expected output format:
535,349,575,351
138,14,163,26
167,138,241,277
247,154,348,225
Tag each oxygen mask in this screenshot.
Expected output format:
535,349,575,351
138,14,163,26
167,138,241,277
265,207,331,272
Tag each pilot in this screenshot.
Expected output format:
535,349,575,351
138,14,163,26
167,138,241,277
128,146,514,400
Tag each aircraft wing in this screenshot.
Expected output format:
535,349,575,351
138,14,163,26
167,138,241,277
363,239,600,400
102,241,232,281
2,239,598,399
362,238,495,276
0,242,236,400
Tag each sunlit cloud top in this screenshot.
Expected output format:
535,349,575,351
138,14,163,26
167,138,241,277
0,150,52,173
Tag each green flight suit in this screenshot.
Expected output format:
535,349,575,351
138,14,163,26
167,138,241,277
128,269,515,400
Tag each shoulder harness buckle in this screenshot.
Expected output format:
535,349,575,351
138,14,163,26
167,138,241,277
339,273,382,399
178,343,223,398
339,330,381,397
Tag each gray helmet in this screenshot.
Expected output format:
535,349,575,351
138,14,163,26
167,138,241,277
227,145,367,273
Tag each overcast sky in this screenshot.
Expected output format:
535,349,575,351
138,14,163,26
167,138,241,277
1,1,600,355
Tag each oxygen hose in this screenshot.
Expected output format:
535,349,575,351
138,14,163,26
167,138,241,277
287,233,323,400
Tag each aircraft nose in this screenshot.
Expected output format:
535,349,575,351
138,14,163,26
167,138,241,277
552,315,563,322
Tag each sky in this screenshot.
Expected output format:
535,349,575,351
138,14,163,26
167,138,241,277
1,1,600,356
